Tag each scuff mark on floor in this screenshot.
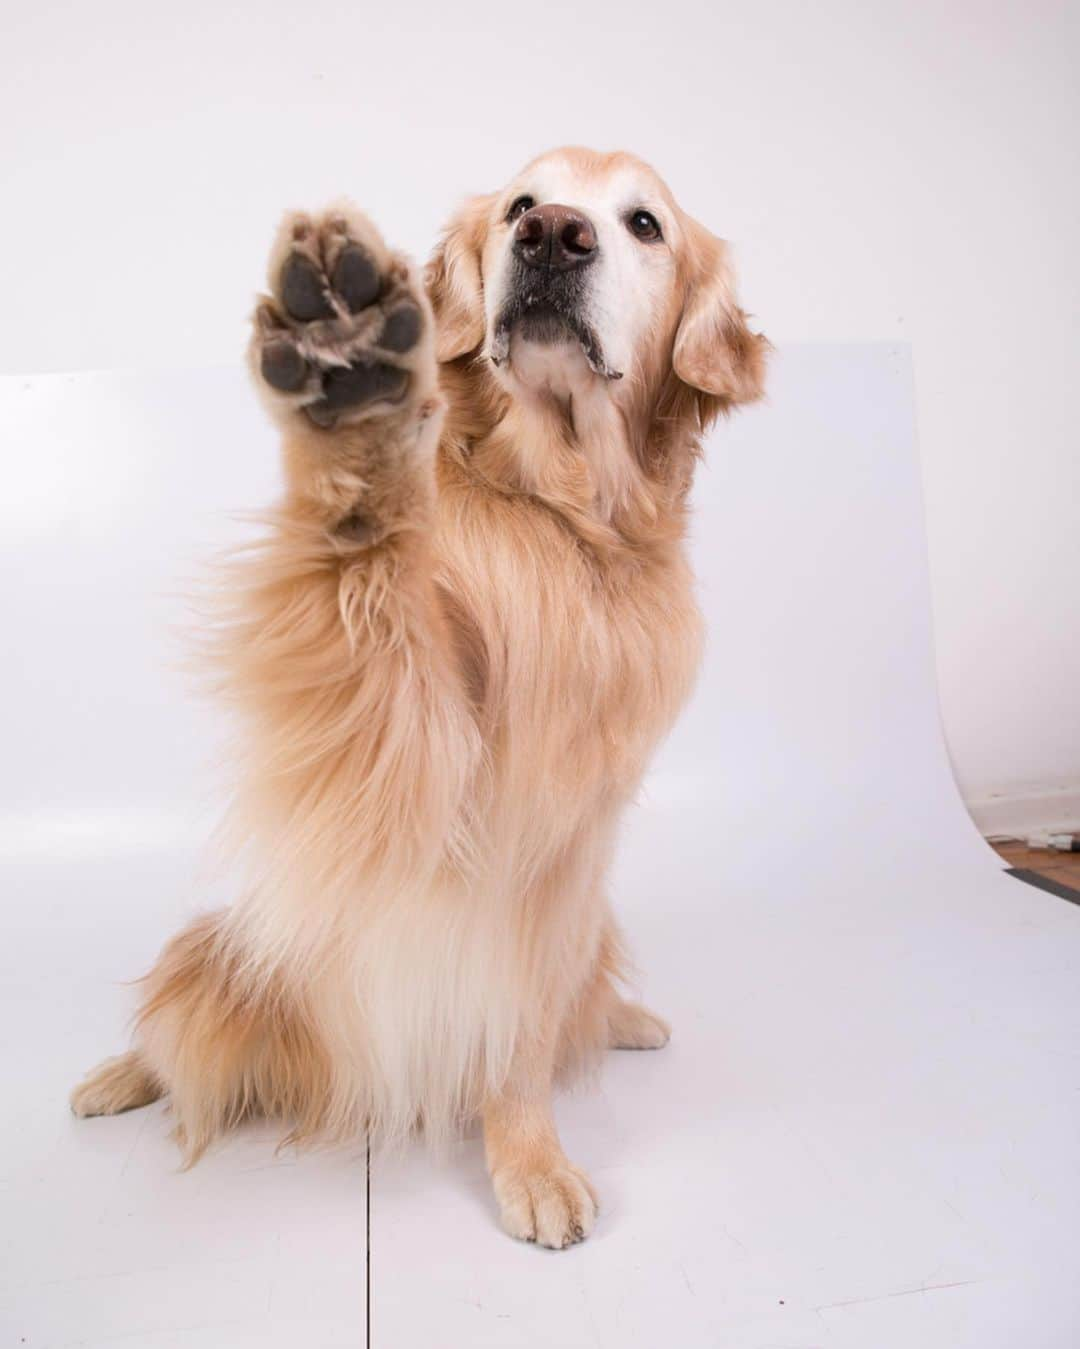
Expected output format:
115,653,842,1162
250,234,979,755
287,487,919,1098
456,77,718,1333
815,1277,984,1312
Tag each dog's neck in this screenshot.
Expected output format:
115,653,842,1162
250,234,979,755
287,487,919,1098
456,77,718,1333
436,351,707,555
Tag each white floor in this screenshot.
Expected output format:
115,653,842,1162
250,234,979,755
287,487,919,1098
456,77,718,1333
2,349,1078,1348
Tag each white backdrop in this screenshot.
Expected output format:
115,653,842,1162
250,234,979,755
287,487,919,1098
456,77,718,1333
1,350,1078,1347
3,0,1078,826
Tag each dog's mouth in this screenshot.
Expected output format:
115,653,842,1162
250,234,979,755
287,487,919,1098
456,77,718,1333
490,279,623,382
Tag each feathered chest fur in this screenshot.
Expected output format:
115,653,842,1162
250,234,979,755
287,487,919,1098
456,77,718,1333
432,460,704,803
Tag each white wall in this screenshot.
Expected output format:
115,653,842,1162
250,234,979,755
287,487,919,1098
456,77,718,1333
4,0,1077,827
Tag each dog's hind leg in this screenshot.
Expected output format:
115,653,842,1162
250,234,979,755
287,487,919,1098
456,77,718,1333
73,911,338,1164
557,919,671,1067
131,912,339,1163
70,1049,164,1118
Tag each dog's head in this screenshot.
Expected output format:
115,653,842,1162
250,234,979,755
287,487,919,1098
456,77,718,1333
428,147,767,424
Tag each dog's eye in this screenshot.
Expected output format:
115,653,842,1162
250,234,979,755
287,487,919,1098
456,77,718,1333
628,209,662,242
506,195,535,223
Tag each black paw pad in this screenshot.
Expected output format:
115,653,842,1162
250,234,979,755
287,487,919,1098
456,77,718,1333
260,339,308,392
281,253,334,321
380,303,422,353
304,361,409,426
322,361,409,410
332,246,380,314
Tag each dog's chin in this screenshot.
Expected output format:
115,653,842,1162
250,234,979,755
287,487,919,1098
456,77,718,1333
490,303,622,383
515,309,574,346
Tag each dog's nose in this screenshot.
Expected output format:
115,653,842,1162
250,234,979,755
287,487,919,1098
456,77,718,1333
513,204,597,271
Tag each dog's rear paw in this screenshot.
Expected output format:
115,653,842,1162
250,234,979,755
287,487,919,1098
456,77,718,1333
492,1159,598,1249
251,205,435,430
609,999,671,1050
70,1051,163,1118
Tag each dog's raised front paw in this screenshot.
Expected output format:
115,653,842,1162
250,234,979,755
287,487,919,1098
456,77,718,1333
251,205,435,431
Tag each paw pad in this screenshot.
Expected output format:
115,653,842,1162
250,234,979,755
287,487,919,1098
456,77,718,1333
332,245,381,314
304,361,409,427
281,253,334,321
255,210,428,429
381,303,422,353
260,339,308,392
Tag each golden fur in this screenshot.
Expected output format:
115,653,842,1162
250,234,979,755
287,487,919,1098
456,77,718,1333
71,147,767,1248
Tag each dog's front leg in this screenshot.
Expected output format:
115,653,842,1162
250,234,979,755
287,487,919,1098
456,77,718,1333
250,202,443,536
484,1033,598,1249
227,205,479,912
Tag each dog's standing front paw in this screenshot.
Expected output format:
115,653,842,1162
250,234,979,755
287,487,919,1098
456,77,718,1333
492,1159,598,1249
250,205,437,432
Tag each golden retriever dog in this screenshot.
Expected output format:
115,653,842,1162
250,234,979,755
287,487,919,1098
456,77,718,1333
71,146,767,1248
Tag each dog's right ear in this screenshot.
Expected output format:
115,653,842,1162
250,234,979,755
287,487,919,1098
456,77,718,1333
673,218,769,409
425,194,494,363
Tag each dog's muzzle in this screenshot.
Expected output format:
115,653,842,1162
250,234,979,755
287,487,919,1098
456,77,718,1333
491,203,622,380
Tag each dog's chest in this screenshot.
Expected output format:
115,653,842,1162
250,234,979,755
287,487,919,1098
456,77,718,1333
443,513,702,789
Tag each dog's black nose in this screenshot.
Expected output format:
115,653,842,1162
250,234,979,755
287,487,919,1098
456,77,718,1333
513,204,597,271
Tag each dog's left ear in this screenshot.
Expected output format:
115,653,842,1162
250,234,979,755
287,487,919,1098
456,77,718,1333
425,194,494,363
673,222,769,407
